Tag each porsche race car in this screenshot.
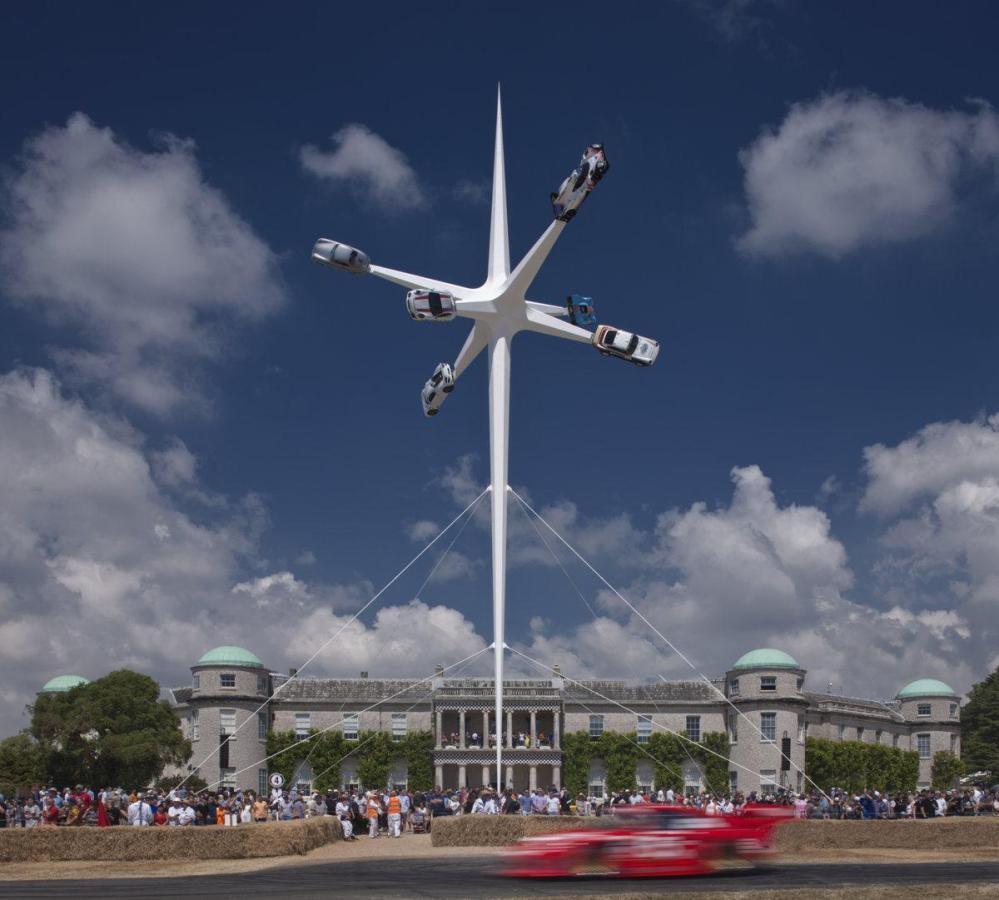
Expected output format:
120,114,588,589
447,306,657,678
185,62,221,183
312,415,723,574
503,804,791,879
551,144,609,221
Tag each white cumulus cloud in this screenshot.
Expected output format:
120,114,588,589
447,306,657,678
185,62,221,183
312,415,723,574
737,92,999,258
300,124,426,210
0,113,287,414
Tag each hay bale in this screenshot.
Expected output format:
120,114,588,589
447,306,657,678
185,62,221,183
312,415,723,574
776,818,999,853
432,814,999,851
430,815,587,847
0,817,342,863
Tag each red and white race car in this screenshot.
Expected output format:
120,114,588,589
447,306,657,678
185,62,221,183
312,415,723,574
502,804,791,879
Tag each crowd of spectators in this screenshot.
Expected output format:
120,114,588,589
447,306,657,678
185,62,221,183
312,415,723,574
2,782,996,831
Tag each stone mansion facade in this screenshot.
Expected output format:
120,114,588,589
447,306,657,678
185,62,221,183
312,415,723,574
57,644,955,797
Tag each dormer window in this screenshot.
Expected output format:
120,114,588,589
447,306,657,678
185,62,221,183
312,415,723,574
192,674,200,690
917,703,931,717
729,678,740,697
760,676,777,692
220,673,236,688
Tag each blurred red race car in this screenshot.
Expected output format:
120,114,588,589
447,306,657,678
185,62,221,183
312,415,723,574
502,804,791,878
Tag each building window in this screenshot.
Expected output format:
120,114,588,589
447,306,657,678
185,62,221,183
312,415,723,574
257,675,267,694
796,676,804,691
857,727,865,742
258,712,268,741
760,676,777,692
917,733,931,759
892,733,899,748
190,709,200,742
729,770,738,791
258,769,268,796
343,714,359,741
220,768,237,789
797,716,805,743
950,734,958,755
588,780,605,797
637,715,652,744
193,674,200,690
949,703,958,718
220,709,237,736
917,703,931,717
295,713,311,738
761,712,777,742
220,673,236,688
837,724,845,741
685,715,701,743
729,678,740,697
760,770,777,793
392,713,407,742
589,715,604,739
728,713,738,744
875,730,882,744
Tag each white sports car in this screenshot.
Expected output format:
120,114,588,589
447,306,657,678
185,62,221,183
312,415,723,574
311,238,370,274
421,363,455,416
592,324,659,367
551,144,609,222
406,289,457,322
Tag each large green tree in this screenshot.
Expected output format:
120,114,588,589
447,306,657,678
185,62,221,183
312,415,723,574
0,733,46,795
30,669,190,788
804,737,919,793
931,750,965,790
961,666,999,774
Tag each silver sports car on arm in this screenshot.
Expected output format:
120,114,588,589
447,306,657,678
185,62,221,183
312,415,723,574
592,323,659,366
311,238,370,274
551,143,609,221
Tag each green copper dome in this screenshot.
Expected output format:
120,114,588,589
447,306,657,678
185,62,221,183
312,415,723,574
897,678,956,699
732,648,800,670
41,674,91,693
196,646,264,668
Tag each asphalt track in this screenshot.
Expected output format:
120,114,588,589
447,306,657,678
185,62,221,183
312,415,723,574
3,860,999,899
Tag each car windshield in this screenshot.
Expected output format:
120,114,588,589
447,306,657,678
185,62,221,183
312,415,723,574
627,334,639,354
429,292,443,316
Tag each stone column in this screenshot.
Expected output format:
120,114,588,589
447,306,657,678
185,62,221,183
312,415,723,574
530,710,537,747
483,709,489,742
506,710,513,749
482,765,490,787
458,764,466,789
553,710,561,750
529,765,537,791
506,765,514,789
553,764,561,790
435,764,443,788
459,710,466,749
435,710,443,749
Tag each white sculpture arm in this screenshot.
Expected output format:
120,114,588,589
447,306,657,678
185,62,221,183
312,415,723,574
523,306,592,344
368,264,467,297
453,325,489,378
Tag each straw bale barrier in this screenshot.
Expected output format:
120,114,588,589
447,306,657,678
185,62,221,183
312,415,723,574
0,817,341,863
431,814,999,850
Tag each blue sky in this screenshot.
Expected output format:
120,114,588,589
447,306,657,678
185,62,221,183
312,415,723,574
2,1,999,731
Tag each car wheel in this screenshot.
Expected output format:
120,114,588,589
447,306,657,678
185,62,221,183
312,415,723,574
427,409,438,416
442,384,454,394
563,209,577,221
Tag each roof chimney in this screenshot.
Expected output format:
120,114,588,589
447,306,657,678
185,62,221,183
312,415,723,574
360,671,368,679
435,664,445,677
289,667,298,677
552,664,561,676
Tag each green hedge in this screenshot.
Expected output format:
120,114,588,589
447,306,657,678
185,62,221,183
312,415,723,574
266,729,433,793
561,730,731,795
804,736,919,793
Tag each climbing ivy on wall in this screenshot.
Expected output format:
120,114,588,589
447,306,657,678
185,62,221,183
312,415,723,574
804,737,919,793
266,729,434,792
561,731,731,796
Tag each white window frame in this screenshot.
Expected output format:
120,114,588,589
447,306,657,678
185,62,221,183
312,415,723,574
391,713,407,742
295,712,311,738
257,674,267,694
220,767,237,789
258,769,268,796
258,711,268,741
917,703,932,717
589,715,604,739
728,712,738,744
950,733,958,754
190,709,200,742
729,678,740,697
729,770,738,791
760,770,777,793
760,675,777,692
636,715,652,745
220,709,237,736
797,716,805,743
949,703,958,718
760,711,777,743
220,673,236,689
343,713,359,741
857,727,865,742
685,715,701,743
917,733,931,759
192,673,200,690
